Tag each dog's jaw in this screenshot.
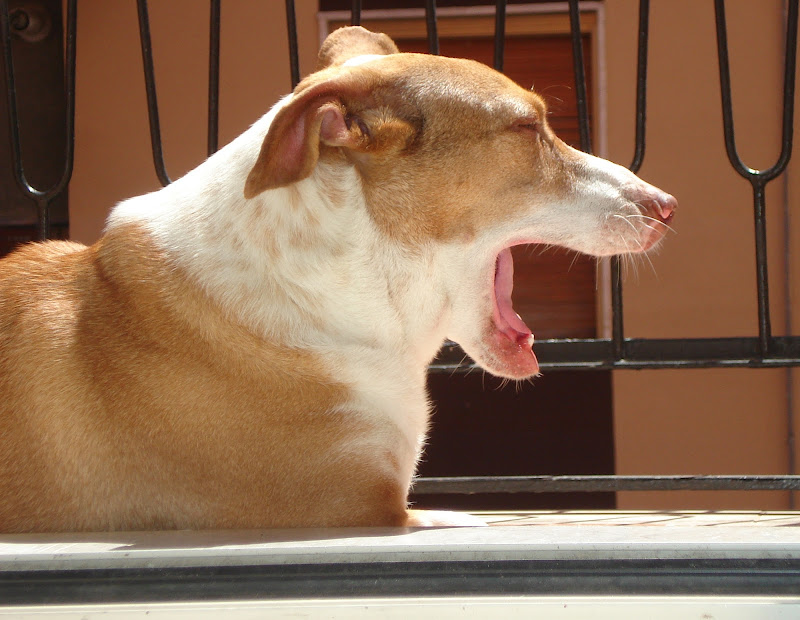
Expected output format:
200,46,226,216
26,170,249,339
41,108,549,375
442,242,539,381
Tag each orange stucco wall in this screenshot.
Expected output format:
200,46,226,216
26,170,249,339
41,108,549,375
69,0,319,243
605,0,798,509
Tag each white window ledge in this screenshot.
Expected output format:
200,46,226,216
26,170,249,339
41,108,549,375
1,511,799,616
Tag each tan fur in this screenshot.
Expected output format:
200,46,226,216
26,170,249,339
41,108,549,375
316,26,400,70
0,227,411,532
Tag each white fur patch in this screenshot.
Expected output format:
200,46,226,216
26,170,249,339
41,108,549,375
105,97,449,486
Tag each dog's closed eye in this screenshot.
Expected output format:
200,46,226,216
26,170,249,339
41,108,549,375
510,118,542,135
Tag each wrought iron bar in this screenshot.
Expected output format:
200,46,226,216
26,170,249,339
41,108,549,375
285,0,300,88
610,256,625,359
207,0,220,156
430,337,800,372
136,0,172,186
715,0,797,183
714,0,798,357
493,0,506,72
0,0,76,239
566,0,627,360
413,475,800,495
566,0,591,154
425,0,439,55
752,180,772,355
629,0,649,174
609,0,652,361
351,0,362,26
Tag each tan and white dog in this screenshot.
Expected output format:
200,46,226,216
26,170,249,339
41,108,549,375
0,27,675,532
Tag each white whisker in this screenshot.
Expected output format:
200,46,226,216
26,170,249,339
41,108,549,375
450,354,470,378
624,234,643,281
617,233,633,280
630,232,649,281
536,243,555,257
627,213,678,235
568,250,582,272
612,213,644,243
639,243,658,278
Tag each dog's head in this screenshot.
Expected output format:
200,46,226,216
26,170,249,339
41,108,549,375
245,26,676,379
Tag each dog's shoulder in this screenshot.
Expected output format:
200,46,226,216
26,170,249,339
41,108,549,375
0,240,92,316
0,239,87,274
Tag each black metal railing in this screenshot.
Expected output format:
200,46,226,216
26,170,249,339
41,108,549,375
0,0,75,241
2,0,799,497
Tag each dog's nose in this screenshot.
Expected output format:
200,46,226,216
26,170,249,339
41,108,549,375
633,187,677,225
653,191,677,223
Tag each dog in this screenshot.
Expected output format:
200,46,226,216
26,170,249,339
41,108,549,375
0,27,676,532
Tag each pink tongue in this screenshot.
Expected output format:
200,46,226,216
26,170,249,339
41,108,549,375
494,248,532,341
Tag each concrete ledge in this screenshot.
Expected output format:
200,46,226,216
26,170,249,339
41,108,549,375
1,511,799,605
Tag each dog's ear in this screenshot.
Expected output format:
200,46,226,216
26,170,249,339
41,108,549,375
244,27,405,199
244,77,416,199
316,26,399,70
244,81,360,199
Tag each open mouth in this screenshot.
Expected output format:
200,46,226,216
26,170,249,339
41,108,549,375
492,248,532,345
490,247,539,376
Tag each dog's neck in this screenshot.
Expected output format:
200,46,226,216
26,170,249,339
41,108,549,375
105,110,453,371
